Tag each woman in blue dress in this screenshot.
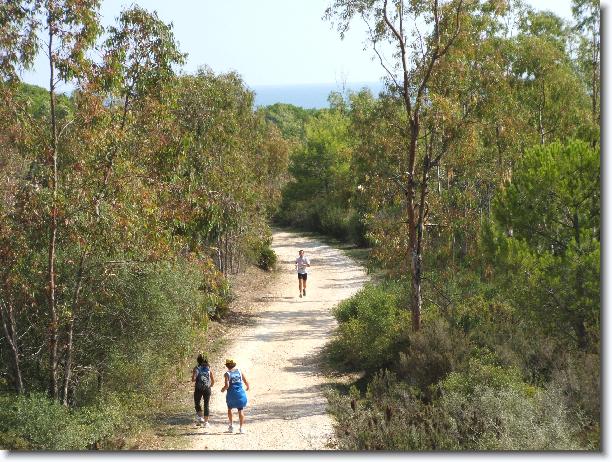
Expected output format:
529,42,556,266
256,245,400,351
220,358,250,434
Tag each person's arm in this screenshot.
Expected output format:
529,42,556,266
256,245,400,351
242,372,250,391
220,372,229,392
306,258,311,267
210,370,215,388
191,367,197,382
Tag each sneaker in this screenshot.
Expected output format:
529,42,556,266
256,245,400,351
303,289,306,296
228,425,234,433
239,427,246,434
299,293,302,298
203,421,210,428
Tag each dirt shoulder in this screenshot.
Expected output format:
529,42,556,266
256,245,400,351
150,229,369,450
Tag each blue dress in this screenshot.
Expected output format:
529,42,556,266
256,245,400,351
225,369,248,409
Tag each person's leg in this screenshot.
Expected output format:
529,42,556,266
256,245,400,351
298,275,303,296
194,389,203,420
303,274,307,295
203,387,211,423
227,408,233,428
238,409,245,428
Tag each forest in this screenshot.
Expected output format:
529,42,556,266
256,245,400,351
0,0,601,451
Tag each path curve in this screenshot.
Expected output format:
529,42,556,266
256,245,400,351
189,230,368,450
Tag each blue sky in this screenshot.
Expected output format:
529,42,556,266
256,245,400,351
20,0,586,90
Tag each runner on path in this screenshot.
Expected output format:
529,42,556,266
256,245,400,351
220,358,250,434
191,354,214,427
295,249,310,298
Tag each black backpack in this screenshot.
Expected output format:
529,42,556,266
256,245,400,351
195,365,211,390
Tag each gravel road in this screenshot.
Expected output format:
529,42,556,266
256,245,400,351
187,230,368,450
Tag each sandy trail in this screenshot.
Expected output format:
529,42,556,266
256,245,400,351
187,230,368,450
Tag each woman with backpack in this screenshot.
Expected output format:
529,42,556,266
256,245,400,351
220,358,250,434
192,353,215,427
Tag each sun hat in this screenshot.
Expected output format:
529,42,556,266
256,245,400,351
225,358,236,368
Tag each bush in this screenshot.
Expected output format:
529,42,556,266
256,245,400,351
328,281,410,371
70,258,226,404
434,354,587,450
397,318,471,393
0,393,127,450
257,245,277,271
327,371,460,450
328,364,588,451
439,384,584,450
319,205,355,241
548,351,600,446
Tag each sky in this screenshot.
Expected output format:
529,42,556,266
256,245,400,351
20,0,587,91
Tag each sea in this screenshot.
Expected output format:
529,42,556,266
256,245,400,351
251,81,385,109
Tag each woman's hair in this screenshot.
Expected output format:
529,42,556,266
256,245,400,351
197,353,208,366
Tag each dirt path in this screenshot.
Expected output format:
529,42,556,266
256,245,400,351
184,230,368,450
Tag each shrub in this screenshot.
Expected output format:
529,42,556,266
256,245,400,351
397,318,471,393
328,281,410,371
257,245,277,271
319,205,354,241
439,384,584,450
328,364,587,451
327,371,460,450
0,393,127,450
436,355,586,450
548,351,600,446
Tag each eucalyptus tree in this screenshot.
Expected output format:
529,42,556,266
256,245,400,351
0,2,184,402
171,69,289,274
326,0,492,330
572,0,599,123
511,10,591,147
1,0,102,399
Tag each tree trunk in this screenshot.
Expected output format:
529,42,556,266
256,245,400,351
572,209,589,350
406,117,422,331
62,252,86,406
0,298,24,393
47,7,60,400
591,27,599,121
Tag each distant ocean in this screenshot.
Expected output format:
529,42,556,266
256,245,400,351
252,81,385,109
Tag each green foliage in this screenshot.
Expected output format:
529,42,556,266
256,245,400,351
257,245,277,271
327,269,597,450
439,367,584,450
397,318,471,392
0,393,127,450
1,10,289,452
328,365,585,451
329,281,410,371
276,104,365,243
487,140,600,349
14,82,73,119
261,103,317,142
327,371,460,450
171,69,290,272
103,6,186,99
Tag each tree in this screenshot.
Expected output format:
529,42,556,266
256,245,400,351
486,140,599,350
0,0,102,400
327,0,476,330
277,106,355,239
572,0,600,124
0,2,186,402
170,69,289,274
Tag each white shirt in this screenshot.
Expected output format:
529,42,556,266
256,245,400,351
296,256,310,274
